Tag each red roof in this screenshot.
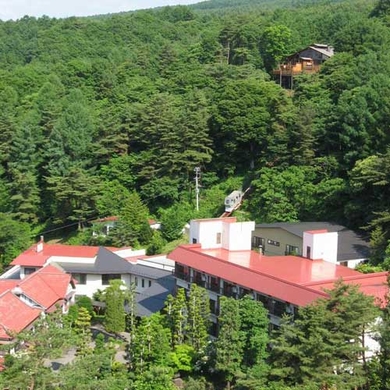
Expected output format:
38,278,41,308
94,216,119,223
0,280,18,295
17,265,73,309
0,291,41,340
11,244,103,267
169,245,388,307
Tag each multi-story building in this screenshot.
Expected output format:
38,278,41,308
169,218,387,337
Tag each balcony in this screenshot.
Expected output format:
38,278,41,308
273,63,321,76
174,271,190,282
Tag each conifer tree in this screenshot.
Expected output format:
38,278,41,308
215,296,243,390
130,313,171,375
165,288,188,347
238,295,269,387
270,281,379,389
8,112,42,223
75,306,92,357
104,279,126,334
186,284,210,355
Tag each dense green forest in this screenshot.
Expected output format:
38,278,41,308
1,0,390,266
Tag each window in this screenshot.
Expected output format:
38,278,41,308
286,244,300,256
24,267,36,276
252,236,265,250
148,280,152,288
102,274,121,285
216,232,222,244
192,238,197,244
306,246,311,259
267,239,280,247
210,299,218,315
141,279,145,288
73,273,87,285
134,277,138,286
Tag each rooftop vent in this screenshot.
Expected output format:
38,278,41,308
12,286,23,296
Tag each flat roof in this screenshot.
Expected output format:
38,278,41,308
169,245,387,307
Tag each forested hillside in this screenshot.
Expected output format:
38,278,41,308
1,0,390,266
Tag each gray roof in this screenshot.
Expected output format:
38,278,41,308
56,247,172,279
309,44,334,58
129,275,175,317
255,222,370,261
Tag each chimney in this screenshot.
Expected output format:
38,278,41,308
36,236,44,253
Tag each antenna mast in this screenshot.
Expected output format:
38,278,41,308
194,167,201,211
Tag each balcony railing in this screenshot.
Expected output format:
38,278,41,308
174,272,190,282
273,64,321,76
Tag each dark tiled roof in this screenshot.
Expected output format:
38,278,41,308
255,222,370,261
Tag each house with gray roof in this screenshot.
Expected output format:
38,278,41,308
253,222,370,268
54,247,174,316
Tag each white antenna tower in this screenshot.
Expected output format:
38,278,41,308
194,167,201,211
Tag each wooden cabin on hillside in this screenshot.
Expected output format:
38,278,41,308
273,43,334,89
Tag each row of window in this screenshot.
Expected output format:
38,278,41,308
251,236,300,255
72,273,152,288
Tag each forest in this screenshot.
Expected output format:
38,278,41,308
1,0,390,267
2,0,390,388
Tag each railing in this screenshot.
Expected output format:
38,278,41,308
273,64,321,76
174,272,190,282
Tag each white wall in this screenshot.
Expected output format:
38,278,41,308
75,274,103,297
189,218,255,251
190,219,224,249
303,231,338,263
74,273,154,297
49,256,95,264
114,249,146,258
223,221,255,251
137,256,175,272
346,258,366,269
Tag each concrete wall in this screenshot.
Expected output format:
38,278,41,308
190,219,254,251
223,221,255,251
190,219,224,249
303,231,338,263
73,273,154,297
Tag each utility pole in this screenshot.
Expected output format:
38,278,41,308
194,167,201,212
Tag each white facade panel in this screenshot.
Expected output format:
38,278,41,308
303,231,338,263
224,222,255,251
114,249,146,258
49,256,95,264
190,219,254,251
75,274,103,297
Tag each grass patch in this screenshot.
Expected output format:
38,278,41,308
162,235,188,254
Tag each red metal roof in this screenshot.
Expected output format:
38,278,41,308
169,245,388,307
0,280,18,295
17,265,73,309
0,291,41,340
11,244,103,267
